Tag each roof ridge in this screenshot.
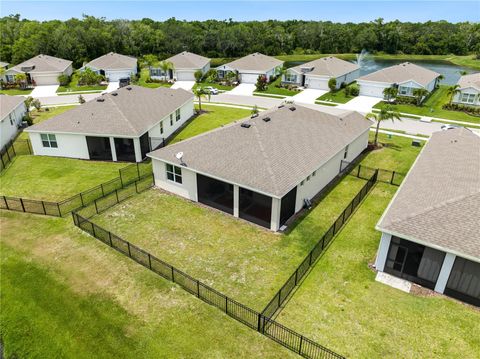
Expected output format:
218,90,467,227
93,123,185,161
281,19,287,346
104,94,138,134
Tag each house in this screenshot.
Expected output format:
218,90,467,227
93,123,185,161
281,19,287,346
26,86,194,162
150,51,210,82
0,95,27,149
216,53,283,84
375,128,480,307
147,105,371,231
0,62,8,82
282,57,360,90
452,73,480,107
82,52,137,82
4,54,73,86
357,62,440,99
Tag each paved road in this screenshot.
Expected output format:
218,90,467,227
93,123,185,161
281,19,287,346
38,92,102,106
380,117,444,136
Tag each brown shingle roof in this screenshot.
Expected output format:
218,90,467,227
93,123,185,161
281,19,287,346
84,52,137,70
148,105,371,197
223,53,283,72
0,95,25,120
290,56,359,77
357,62,440,87
377,128,480,261
8,54,72,73
457,73,480,91
166,51,210,69
26,86,193,137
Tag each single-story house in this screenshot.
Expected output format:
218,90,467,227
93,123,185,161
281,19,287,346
150,51,210,81
452,73,480,107
4,54,73,86
357,62,440,99
0,95,27,149
0,62,8,81
282,56,360,90
82,52,138,82
147,105,372,231
26,85,194,162
375,128,480,307
216,53,283,84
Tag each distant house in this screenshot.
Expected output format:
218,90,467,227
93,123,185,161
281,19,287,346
0,95,27,149
150,51,210,82
282,57,360,90
452,73,480,107
148,105,371,230
26,86,194,162
0,62,8,82
357,62,440,99
216,53,283,84
4,54,73,86
82,52,137,82
375,128,480,307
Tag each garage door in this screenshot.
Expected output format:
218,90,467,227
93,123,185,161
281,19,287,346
176,71,195,81
306,77,328,90
241,73,260,84
358,82,387,98
33,73,60,85
107,71,131,82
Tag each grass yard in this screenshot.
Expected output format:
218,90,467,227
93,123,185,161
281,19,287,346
0,155,125,201
169,104,252,144
136,68,172,88
276,183,480,358
92,175,367,310
57,72,107,93
0,88,33,95
255,76,298,97
0,211,296,359
374,85,480,124
194,81,234,91
317,88,354,104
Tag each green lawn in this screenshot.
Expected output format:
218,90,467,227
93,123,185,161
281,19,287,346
276,183,480,358
0,155,125,201
57,72,107,93
374,85,480,124
136,68,172,88
0,211,296,359
0,88,32,95
91,175,366,310
317,88,354,104
194,82,234,91
255,76,298,97
169,104,251,144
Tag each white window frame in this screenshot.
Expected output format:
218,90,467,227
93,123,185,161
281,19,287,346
169,113,173,126
398,86,410,96
175,108,181,122
460,92,475,104
41,133,58,148
284,72,297,83
166,163,182,184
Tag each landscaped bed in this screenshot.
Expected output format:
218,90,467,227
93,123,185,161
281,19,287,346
276,183,480,358
317,88,354,104
56,72,107,94
254,76,298,97
194,82,234,91
136,68,172,89
0,155,126,201
91,175,367,310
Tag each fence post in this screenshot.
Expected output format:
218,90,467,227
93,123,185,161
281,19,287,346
57,203,61,217
390,171,396,184
115,189,119,203
294,269,298,285
225,297,228,313
171,266,175,282
19,198,26,212
136,163,141,179
101,184,105,196
148,253,152,269
10,142,16,156
135,181,139,194
5,148,10,161
308,251,313,265
108,231,113,247
197,280,200,297
257,314,264,333
80,192,84,206
127,242,131,257
41,201,46,215
27,139,33,154
357,164,361,177
0,155,5,168
299,335,304,354
94,200,99,214
4,196,9,210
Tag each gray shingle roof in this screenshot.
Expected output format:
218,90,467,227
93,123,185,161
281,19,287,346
222,53,283,72
148,105,371,197
0,62,8,68
0,95,25,120
290,56,359,77
26,85,193,137
84,52,137,71
377,128,480,261
8,54,72,73
357,62,440,87
166,51,210,70
457,73,480,91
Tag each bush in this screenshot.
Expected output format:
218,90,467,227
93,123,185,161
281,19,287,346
328,77,337,92
442,103,480,115
58,74,70,86
203,69,218,82
340,82,347,89
31,99,41,111
348,84,359,96
194,70,203,83
77,68,104,86
395,96,418,105
255,75,268,91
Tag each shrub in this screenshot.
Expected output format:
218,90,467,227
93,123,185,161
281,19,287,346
203,69,218,82
328,78,337,92
348,84,359,96
57,74,70,86
340,82,347,89
395,96,418,105
77,68,103,86
255,75,268,91
442,103,480,115
32,99,41,110
194,70,203,83
78,95,86,104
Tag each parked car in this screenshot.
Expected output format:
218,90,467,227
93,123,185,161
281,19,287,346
203,86,219,95
441,124,460,131
119,78,130,88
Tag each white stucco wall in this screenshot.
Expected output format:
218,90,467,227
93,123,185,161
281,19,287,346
358,80,392,98
152,160,198,201
0,102,27,149
28,132,90,159
453,87,480,106
105,68,136,81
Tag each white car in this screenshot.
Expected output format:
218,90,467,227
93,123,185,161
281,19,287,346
203,86,219,95
441,124,460,131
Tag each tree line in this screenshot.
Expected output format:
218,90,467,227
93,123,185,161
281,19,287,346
1,15,479,68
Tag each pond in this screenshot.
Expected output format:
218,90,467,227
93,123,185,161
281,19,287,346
285,59,477,85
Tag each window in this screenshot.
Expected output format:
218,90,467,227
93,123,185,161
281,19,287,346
170,114,173,126
344,145,349,159
307,175,311,181
300,180,304,186
398,86,409,95
175,108,181,122
159,120,164,135
284,72,297,83
150,68,163,77
312,171,316,177
41,134,58,148
166,164,182,184
460,93,475,104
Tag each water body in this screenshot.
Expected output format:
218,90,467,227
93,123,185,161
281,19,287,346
286,59,477,85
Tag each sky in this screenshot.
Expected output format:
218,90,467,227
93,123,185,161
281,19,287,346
1,1,479,23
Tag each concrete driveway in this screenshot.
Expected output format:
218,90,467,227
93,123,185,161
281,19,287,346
30,85,59,98
171,81,195,91
338,95,382,114
291,89,327,104
228,83,256,96
103,81,119,93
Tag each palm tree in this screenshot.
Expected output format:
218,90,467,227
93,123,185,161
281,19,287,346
366,105,402,147
446,84,460,104
412,88,429,106
158,60,174,81
382,87,398,102
192,87,206,112
15,73,27,89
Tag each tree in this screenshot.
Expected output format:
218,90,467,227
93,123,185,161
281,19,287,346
158,60,174,81
446,85,461,104
143,54,158,68
194,70,203,83
255,75,268,91
31,98,41,111
412,88,429,106
78,94,86,104
15,73,27,88
58,74,70,86
78,68,103,86
192,87,206,112
25,96,34,111
366,105,402,147
382,86,398,102
328,78,337,92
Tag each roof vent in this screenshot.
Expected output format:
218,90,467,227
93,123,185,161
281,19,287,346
241,122,251,128
278,104,285,108
111,92,118,96
262,117,271,122
96,98,105,102
289,106,296,111
126,86,132,90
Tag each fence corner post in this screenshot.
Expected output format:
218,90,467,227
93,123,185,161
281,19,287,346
257,314,264,333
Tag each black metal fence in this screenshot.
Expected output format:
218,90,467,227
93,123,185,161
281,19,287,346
71,210,345,359
341,161,405,186
0,139,32,172
261,170,378,320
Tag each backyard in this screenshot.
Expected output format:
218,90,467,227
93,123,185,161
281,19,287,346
276,182,480,358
